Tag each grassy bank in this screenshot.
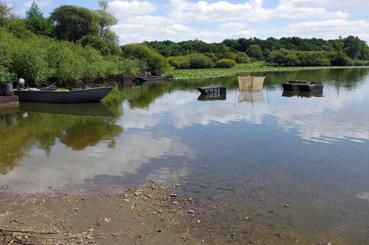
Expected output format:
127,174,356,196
170,62,369,80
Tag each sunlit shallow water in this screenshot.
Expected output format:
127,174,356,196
1,68,369,243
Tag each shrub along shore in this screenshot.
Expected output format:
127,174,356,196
1,1,369,87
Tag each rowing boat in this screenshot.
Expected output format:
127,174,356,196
14,87,112,103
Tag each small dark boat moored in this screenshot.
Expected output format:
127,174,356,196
14,87,112,103
135,75,173,84
198,86,226,96
282,80,323,93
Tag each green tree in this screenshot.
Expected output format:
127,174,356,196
343,36,366,59
95,0,117,38
246,44,264,60
330,52,353,66
25,2,53,36
0,0,13,25
122,44,168,73
50,5,98,41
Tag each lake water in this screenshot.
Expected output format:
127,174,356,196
1,68,369,243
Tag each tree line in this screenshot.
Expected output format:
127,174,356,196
147,37,369,68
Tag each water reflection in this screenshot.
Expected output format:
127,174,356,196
238,91,265,104
1,132,192,193
1,68,369,187
1,68,369,243
0,107,123,175
20,103,114,117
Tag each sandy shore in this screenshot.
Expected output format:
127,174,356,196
0,182,206,245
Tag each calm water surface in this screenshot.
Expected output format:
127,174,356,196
1,68,369,243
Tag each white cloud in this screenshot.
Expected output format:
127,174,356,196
108,0,157,19
0,132,194,193
168,0,273,22
285,19,369,40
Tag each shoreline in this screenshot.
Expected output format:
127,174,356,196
0,182,203,245
170,64,369,80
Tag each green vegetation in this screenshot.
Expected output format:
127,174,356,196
216,59,236,68
0,0,141,87
171,62,369,80
122,43,168,73
147,37,369,73
0,66,15,84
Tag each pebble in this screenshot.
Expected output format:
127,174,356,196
284,203,290,208
244,216,249,220
170,193,177,198
134,191,143,196
188,210,195,214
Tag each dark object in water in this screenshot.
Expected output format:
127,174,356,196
14,87,112,103
282,80,323,93
135,75,173,84
198,93,227,101
0,83,14,96
197,86,226,96
20,102,114,117
282,91,323,98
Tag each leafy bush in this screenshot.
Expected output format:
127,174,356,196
168,56,190,69
204,52,218,62
185,53,214,69
247,44,264,60
267,49,288,66
234,52,250,64
216,58,236,68
80,35,120,56
122,43,168,73
46,42,85,84
285,53,300,66
12,44,51,85
353,60,369,66
330,52,353,66
0,66,16,83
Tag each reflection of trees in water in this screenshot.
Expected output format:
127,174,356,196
260,68,369,90
123,83,172,109
60,119,122,151
121,69,369,110
0,113,123,175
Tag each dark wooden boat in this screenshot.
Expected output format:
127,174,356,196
20,102,114,117
14,87,112,103
198,86,226,96
282,80,323,93
135,75,173,84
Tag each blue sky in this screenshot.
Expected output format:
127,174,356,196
7,0,369,44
